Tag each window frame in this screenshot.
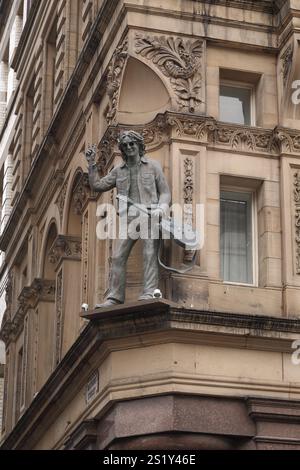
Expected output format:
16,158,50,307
220,185,258,287
219,79,256,127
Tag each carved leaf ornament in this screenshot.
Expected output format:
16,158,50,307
135,34,203,112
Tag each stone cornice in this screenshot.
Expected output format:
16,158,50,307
0,279,55,344
97,112,300,173
200,0,278,14
1,299,300,449
247,397,300,422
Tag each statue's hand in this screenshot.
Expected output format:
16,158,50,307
85,144,97,165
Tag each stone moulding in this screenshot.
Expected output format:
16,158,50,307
135,34,204,113
0,279,56,344
96,112,300,175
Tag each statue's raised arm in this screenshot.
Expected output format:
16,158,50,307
86,143,117,193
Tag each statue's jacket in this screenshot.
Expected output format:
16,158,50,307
88,156,171,211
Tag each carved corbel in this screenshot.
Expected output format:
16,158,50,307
49,235,82,267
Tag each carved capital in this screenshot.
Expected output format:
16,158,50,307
49,235,82,266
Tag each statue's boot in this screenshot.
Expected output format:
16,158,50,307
95,299,123,308
138,293,154,300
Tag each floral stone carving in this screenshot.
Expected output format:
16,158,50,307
135,34,203,112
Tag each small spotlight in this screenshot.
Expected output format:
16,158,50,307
152,289,162,299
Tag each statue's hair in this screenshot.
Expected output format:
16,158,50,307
118,130,145,158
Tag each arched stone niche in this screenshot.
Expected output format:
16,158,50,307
118,57,170,125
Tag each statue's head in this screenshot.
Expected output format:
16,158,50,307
118,130,145,160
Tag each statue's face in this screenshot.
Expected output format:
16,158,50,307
121,136,139,159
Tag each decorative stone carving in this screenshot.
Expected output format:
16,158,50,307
166,112,300,155
56,178,69,223
21,315,29,408
0,279,56,344
96,113,300,186
5,270,13,314
82,213,89,304
168,115,216,140
294,171,300,274
49,235,82,266
135,34,203,112
183,158,194,262
183,158,193,210
281,44,293,87
55,269,63,366
31,278,56,301
97,113,170,174
72,173,91,215
106,38,128,125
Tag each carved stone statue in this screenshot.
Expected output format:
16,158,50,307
86,131,171,307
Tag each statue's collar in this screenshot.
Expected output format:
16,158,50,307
121,156,148,168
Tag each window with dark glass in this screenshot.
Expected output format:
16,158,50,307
220,190,253,284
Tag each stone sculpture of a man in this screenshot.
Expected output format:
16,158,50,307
86,131,171,307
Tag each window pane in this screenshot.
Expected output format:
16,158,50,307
220,85,251,125
220,191,253,284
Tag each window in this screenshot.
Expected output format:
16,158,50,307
220,190,255,285
219,81,255,126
